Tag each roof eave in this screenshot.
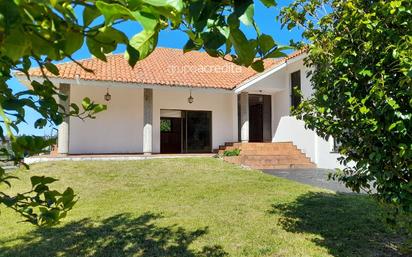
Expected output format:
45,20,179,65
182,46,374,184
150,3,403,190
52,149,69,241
14,74,234,93
233,52,307,94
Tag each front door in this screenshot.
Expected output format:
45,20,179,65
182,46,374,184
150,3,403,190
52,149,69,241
160,118,182,153
249,95,264,142
248,94,272,142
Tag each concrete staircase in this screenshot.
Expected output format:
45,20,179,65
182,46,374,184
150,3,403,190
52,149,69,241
218,142,316,169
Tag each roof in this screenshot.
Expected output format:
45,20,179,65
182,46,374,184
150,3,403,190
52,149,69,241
24,48,305,90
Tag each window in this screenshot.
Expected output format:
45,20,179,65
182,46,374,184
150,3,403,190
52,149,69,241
160,119,172,132
291,70,301,109
332,137,341,153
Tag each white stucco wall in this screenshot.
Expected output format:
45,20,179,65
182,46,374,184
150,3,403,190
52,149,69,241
152,88,237,153
273,116,343,169
68,85,237,154
69,85,143,154
269,59,344,169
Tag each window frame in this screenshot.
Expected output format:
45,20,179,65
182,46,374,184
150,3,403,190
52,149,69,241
290,70,302,109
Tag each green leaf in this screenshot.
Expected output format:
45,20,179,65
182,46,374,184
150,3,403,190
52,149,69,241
388,121,401,131
92,104,107,113
3,28,30,62
50,0,58,7
86,38,106,61
202,31,226,50
127,30,159,62
260,0,277,7
229,27,256,66
386,98,399,110
237,2,254,26
125,44,140,67
227,13,240,29
359,69,373,77
31,176,58,187
34,119,47,129
44,63,59,76
359,106,369,114
183,39,201,53
62,30,84,55
217,26,230,39
133,11,159,31
86,28,128,60
251,60,265,72
266,49,288,58
258,34,275,54
96,1,134,26
82,97,91,110
83,6,101,27
143,0,183,12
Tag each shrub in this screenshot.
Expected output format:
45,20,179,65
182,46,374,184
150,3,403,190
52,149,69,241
223,149,241,157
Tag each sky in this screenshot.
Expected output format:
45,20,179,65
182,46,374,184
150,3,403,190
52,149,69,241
11,1,303,136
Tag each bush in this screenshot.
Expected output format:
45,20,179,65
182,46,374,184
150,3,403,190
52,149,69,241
223,149,241,157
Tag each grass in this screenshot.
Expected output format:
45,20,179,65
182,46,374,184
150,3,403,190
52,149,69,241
0,158,405,257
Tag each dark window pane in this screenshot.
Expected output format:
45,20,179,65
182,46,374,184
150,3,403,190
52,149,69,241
291,70,301,109
186,111,211,153
332,138,341,153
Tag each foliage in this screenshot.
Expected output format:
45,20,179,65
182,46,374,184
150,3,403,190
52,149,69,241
1,174,76,226
223,148,241,157
0,0,288,225
280,0,411,232
160,119,171,132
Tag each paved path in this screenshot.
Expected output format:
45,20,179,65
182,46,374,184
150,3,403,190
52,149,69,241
24,154,215,164
262,169,356,193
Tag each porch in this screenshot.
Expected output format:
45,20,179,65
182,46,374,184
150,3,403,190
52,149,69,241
55,83,289,156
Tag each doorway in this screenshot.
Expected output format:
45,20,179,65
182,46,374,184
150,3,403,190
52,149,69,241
160,117,182,153
238,94,272,142
160,110,212,153
249,95,264,142
185,111,212,153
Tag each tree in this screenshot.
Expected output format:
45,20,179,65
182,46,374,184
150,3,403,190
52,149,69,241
280,0,411,228
0,0,285,225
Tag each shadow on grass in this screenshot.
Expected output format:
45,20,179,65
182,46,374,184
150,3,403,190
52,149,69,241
0,213,227,257
269,192,405,257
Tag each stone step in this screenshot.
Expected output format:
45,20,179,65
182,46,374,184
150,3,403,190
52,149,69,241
219,144,299,152
219,142,316,169
242,155,311,162
251,163,317,169
219,148,305,156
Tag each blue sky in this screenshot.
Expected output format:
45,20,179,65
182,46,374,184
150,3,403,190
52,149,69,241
11,1,302,136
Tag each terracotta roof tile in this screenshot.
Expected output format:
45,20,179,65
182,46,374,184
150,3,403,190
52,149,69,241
25,48,305,90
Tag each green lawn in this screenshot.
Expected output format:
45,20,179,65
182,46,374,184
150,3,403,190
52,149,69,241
0,158,404,257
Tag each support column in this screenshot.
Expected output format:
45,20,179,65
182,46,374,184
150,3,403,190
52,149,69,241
57,83,70,155
143,88,153,155
240,92,249,143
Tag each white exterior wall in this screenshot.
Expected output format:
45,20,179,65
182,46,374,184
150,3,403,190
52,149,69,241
152,88,237,153
69,85,143,154
68,85,237,154
273,116,343,169
270,59,343,169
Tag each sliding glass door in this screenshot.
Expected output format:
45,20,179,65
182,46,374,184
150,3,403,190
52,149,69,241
185,111,212,153
160,110,212,153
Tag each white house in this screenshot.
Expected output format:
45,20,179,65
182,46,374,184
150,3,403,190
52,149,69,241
17,48,342,169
